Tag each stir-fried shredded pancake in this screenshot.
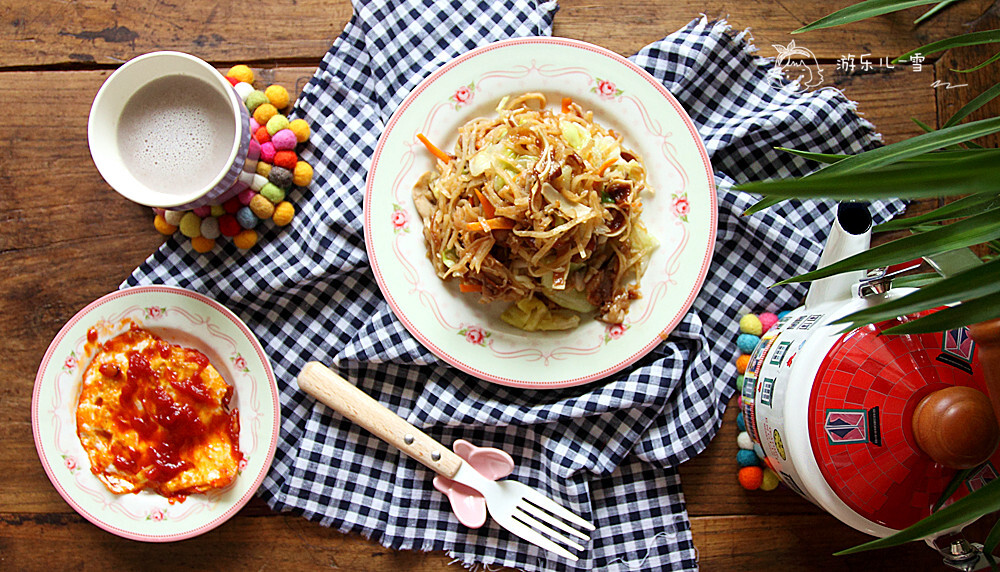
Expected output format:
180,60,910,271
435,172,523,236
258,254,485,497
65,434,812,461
413,93,657,331
76,326,241,500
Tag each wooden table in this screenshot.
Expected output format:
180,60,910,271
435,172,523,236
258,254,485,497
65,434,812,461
3,1,998,569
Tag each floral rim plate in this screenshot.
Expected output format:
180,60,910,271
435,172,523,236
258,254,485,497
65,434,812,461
31,285,279,541
365,37,717,388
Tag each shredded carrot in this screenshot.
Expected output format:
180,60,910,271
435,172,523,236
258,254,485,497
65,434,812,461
597,157,617,175
459,282,483,293
417,133,452,163
467,217,515,232
475,190,496,218
561,97,572,113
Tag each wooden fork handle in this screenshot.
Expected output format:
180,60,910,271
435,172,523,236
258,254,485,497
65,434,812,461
297,361,463,478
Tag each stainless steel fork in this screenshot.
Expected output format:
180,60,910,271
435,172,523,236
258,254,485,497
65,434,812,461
297,362,595,561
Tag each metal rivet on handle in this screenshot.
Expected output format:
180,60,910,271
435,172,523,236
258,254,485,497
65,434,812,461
431,451,441,462
403,434,415,445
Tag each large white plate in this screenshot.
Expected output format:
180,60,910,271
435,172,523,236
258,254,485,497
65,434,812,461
365,38,716,388
32,285,279,541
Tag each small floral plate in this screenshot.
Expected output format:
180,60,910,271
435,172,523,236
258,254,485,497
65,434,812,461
365,37,717,388
31,285,279,541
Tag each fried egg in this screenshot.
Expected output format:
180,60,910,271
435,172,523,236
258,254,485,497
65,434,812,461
76,326,242,500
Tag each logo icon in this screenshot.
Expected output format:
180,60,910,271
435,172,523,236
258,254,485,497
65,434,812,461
768,41,825,92
825,409,868,444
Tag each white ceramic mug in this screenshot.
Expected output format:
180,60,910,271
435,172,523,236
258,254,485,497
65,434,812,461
88,51,256,210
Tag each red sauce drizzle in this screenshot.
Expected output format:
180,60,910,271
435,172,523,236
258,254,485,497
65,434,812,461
90,328,241,499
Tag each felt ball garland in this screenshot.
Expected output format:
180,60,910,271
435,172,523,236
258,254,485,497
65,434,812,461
154,64,313,251
733,310,788,492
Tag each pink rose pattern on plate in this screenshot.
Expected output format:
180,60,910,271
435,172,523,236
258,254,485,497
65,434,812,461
593,78,623,100
147,508,166,522
63,455,78,472
391,204,409,233
672,192,690,222
449,82,475,109
232,353,249,373
604,323,628,343
144,306,166,320
459,325,490,347
63,353,78,372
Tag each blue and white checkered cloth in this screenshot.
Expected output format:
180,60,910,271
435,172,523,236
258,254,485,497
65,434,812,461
126,1,905,569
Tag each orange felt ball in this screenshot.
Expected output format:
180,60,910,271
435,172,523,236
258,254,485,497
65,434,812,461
153,213,177,235
736,354,751,374
738,466,763,490
190,235,215,253
254,126,271,144
273,150,297,170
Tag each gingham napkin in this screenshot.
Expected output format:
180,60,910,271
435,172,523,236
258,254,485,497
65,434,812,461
125,1,905,569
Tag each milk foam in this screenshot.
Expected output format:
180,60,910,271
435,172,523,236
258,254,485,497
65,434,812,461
117,75,236,196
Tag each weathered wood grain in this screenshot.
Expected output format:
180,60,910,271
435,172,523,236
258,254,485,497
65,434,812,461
2,1,997,568
2,0,997,67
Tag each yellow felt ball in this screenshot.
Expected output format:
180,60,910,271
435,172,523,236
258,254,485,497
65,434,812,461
249,193,276,219
272,201,295,226
292,161,313,186
153,213,178,235
761,468,781,491
233,229,258,250
264,84,290,109
256,161,272,178
178,212,202,238
288,119,310,143
252,103,278,126
740,314,763,337
226,64,254,84
190,235,215,253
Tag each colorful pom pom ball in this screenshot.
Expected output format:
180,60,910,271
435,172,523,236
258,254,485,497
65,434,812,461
249,193,276,219
272,201,295,226
292,161,313,186
266,114,289,136
264,84,290,109
260,182,286,204
260,142,277,163
288,118,310,143
738,466,764,490
737,431,753,450
190,235,215,253
736,411,745,431
761,468,781,491
271,128,298,151
233,81,254,102
200,216,221,240
236,206,260,229
164,210,185,226
273,150,297,170
178,212,202,238
268,166,294,189
759,312,779,333
254,126,272,144
252,103,278,126
737,449,759,468
735,354,750,374
233,229,258,250
245,91,269,113
736,374,744,392
226,64,254,84
154,214,177,235
218,214,241,237
256,161,273,177
737,333,760,354
739,314,763,337
238,189,256,205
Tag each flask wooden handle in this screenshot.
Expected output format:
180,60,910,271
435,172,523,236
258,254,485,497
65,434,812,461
970,317,1000,429
911,318,1000,469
